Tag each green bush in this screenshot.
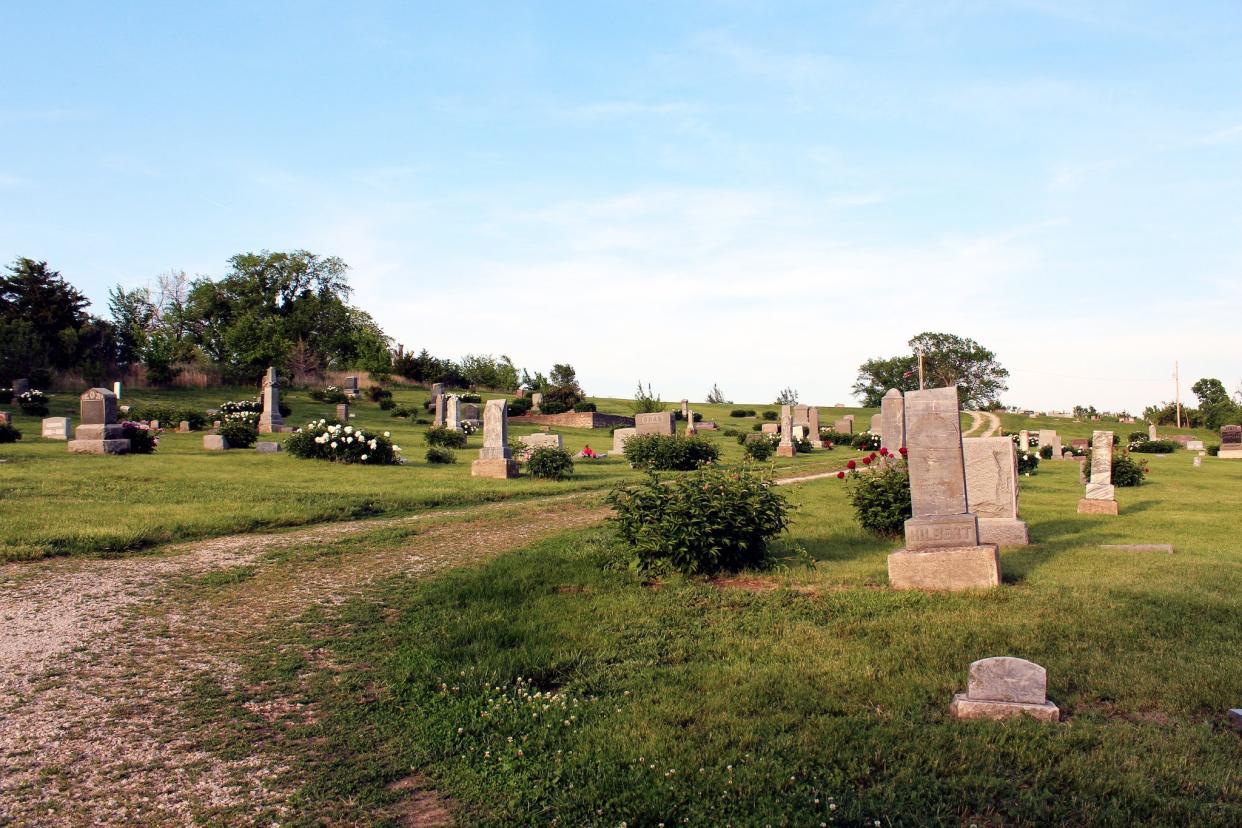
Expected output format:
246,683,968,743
366,385,392,403
851,432,881,451
459,393,482,404
390,406,412,418
821,430,852,446
751,423,763,432
761,410,778,421
729,409,756,418
0,422,21,443
622,434,719,471
1017,449,1039,475
425,446,457,464
1130,439,1177,454
378,398,396,411
1129,431,1149,443
673,410,703,422
1039,444,1054,460
573,401,598,413
508,396,532,416
308,386,349,404
744,437,776,461
424,426,468,449
16,390,49,416
128,403,207,430
285,420,400,464
219,412,259,449
795,436,813,454
845,459,911,535
1208,444,1220,457
607,466,791,575
121,422,159,454
526,446,575,480
1111,453,1148,487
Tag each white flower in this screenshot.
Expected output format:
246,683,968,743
394,445,402,452
384,431,391,438
345,426,353,434
330,441,338,448
361,454,368,461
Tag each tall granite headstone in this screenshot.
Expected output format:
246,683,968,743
685,407,697,436
887,386,1001,590
880,389,905,451
258,367,284,434
1018,430,1030,452
344,375,360,398
430,382,445,399
964,436,1030,545
445,395,462,432
776,405,796,458
1077,430,1118,514
68,388,130,454
1219,424,1242,459
680,399,689,419
806,405,822,446
433,394,446,427
471,399,518,478
635,412,675,436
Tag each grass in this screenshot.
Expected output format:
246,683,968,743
201,449,1242,826
0,386,863,561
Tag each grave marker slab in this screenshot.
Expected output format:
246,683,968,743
880,389,905,450
336,403,350,422
1077,430,1118,515
530,392,544,413
42,417,71,440
612,427,637,456
256,442,281,453
520,433,563,451
776,405,796,457
949,657,1059,722
258,367,285,434
472,399,518,478
1149,423,1158,440
67,388,130,454
203,434,228,451
635,412,675,436
445,395,462,432
433,394,446,427
1219,425,1242,459
1038,429,1062,459
964,436,1029,546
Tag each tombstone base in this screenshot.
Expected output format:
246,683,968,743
472,458,519,479
68,439,131,455
887,545,1001,591
775,444,796,458
203,434,229,451
1218,448,1242,459
950,693,1059,723
977,518,1030,547
257,417,285,434
255,442,282,453
1077,498,1118,515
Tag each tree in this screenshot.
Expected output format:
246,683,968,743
706,383,730,405
632,381,665,414
0,258,106,379
774,387,799,406
540,363,585,414
1192,378,1239,430
853,333,1008,409
459,354,520,391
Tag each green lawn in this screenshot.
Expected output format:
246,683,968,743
221,449,1242,826
0,386,860,560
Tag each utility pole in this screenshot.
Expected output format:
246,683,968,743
1174,361,1182,429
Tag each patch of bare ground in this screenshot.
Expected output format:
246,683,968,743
0,496,607,826
384,775,455,827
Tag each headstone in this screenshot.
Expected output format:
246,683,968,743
685,408,697,436
430,382,445,399
833,418,853,435
963,437,1030,546
887,386,1000,591
433,394,446,427
776,405,796,457
1038,429,1062,459
681,399,689,419
67,388,130,454
258,367,285,434
1018,430,1030,452
880,389,905,451
1193,455,1202,468
336,403,350,422
1148,423,1158,440
530,392,544,413
612,427,637,456
471,399,518,478
697,421,717,431
520,433,563,451
11,378,29,395
178,420,191,433
344,375,360,398
761,422,780,435
203,434,228,451
792,425,806,441
634,412,675,436
445,395,462,431
1070,438,1089,451
42,417,71,440
1229,709,1242,732
793,405,810,429
1077,430,1118,515
949,657,1059,722
256,442,281,453
112,381,122,399
870,413,882,435
462,403,481,421
1219,425,1242,459
1186,439,1204,451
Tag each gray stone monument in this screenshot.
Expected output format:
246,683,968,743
776,405,796,457
806,405,822,446
258,367,284,434
880,388,905,451
870,413,882,436
612,427,637,456
635,411,675,436
1219,424,1242,459
68,388,130,454
530,392,544,413
112,380,122,399
433,394,446,427
462,402,481,420
685,407,697,435
964,436,1030,545
430,382,445,399
471,399,518,478
204,434,228,451
949,657,1059,722
887,386,1000,591
520,433,563,451
344,375,360,398
336,403,350,422
833,417,853,435
1038,429,1062,460
1148,423,1158,440
1018,430,1030,452
178,420,191,433
42,417,71,440
445,395,462,431
256,442,281,453
1077,430,1118,515
681,399,689,419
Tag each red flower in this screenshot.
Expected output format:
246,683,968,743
862,456,872,465
837,471,845,479
847,460,856,469
899,447,908,455
879,447,889,456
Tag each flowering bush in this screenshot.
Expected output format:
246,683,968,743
425,446,457,464
219,398,261,415
622,434,719,471
840,449,911,535
121,421,159,454
851,432,882,451
607,466,791,575
0,422,21,443
219,412,259,448
424,426,468,448
1017,450,1039,475
285,420,402,464
128,403,207,430
17,390,49,416
526,446,575,480
461,420,478,436
1081,449,1147,487
309,385,349,404
743,435,777,461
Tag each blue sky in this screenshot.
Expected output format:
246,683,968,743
3,1,1240,411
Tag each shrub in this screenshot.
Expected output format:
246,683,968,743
820,429,852,446
219,412,259,449
285,420,402,464
622,434,719,471
1129,431,1149,444
851,432,881,451
128,403,207,430
752,423,763,432
744,436,776,461
424,426,468,449
508,396,532,416
1017,450,1040,475
843,454,911,535
425,446,457,464
366,385,392,403
378,398,396,411
0,388,11,404
1040,444,1054,460
309,386,349,404
219,398,262,415
795,436,813,454
729,409,756,418
1129,439,1177,454
0,422,21,443
672,410,703,422
527,446,575,480
573,401,598,413
1112,453,1148,487
17,390,49,416
121,421,159,454
607,466,791,575
761,410,778,421
459,393,482,404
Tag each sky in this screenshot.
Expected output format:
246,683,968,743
2,1,1240,413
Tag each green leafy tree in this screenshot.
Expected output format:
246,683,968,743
774,387,799,406
0,258,115,381
851,355,920,407
854,333,1008,409
540,363,584,414
1192,378,1239,430
632,380,664,414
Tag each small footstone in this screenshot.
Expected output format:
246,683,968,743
256,442,281,453
1100,544,1173,553
950,657,1059,723
203,434,228,451
1077,498,1119,515
887,546,1001,591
